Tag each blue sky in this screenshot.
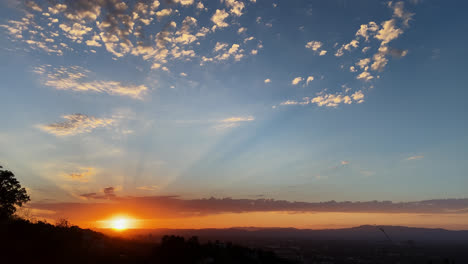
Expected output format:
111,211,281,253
0,0,467,208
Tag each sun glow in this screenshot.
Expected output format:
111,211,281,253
111,218,128,231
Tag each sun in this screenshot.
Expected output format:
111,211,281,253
111,218,128,231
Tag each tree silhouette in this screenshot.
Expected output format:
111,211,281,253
0,165,30,219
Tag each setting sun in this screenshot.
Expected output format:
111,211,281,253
111,218,128,231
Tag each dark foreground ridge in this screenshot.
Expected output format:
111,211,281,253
0,218,293,264
2,218,468,264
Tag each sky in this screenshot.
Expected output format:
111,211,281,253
1,0,468,229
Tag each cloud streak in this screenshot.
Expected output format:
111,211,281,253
31,196,468,221
35,65,148,99
38,114,115,136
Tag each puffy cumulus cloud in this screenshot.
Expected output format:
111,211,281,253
370,46,408,72
335,2,412,83
203,42,246,63
26,1,43,12
306,76,314,85
2,0,256,71
224,0,245,17
311,90,364,107
389,1,413,27
319,50,327,56
214,42,228,52
244,36,254,43
62,1,101,21
155,8,172,18
211,9,229,28
355,21,379,41
85,34,102,47
362,46,371,53
356,58,371,69
215,115,255,130
0,12,66,55
375,19,403,46
172,0,195,6
356,71,374,81
59,23,93,41
264,78,271,84
335,39,359,57
237,27,247,34
173,16,198,45
291,77,303,85
279,89,365,108
35,65,148,99
196,2,206,10
48,3,67,15
38,114,115,136
305,40,322,51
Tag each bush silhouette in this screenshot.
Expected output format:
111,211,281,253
0,165,30,219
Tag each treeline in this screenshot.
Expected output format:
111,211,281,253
0,218,294,264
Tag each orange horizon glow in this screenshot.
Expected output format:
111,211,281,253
95,215,141,231
56,211,468,231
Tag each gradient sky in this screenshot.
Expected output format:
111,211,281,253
1,0,468,229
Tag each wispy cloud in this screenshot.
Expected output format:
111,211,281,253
407,155,424,161
35,65,148,99
38,114,115,136
215,116,255,130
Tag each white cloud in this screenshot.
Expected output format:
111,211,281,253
306,76,314,85
305,41,322,51
26,1,43,12
356,71,374,81
264,78,271,84
59,23,92,41
355,22,379,41
173,0,195,6
244,36,254,43
156,8,172,18
211,9,229,28
238,27,247,34
214,42,228,52
224,0,245,17
291,77,303,85
48,4,67,15
335,39,359,57
389,1,414,26
356,58,371,69
85,34,101,47
319,50,327,56
375,19,403,46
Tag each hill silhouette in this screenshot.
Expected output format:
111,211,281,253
0,218,294,264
